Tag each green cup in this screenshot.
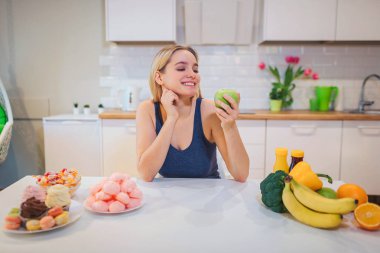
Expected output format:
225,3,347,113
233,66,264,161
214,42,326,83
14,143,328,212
315,86,332,112
309,98,319,111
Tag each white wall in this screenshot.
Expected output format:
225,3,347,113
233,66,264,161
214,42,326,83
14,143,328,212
0,0,379,187
0,0,107,187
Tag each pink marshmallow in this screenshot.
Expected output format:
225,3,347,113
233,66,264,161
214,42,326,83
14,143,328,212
116,192,130,205
92,200,109,212
121,179,136,193
102,181,120,195
109,173,127,183
109,201,125,213
85,195,96,208
129,188,143,199
95,191,112,201
126,198,142,209
90,182,104,195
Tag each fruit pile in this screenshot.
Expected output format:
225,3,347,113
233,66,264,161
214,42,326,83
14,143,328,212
34,168,81,196
260,160,380,231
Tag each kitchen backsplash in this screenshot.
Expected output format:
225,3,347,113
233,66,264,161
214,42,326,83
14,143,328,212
99,44,380,111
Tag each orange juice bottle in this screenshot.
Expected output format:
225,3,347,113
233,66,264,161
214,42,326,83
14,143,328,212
273,147,289,173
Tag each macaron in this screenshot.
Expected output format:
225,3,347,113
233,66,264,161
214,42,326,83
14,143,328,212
102,181,120,195
115,192,130,205
4,216,21,230
126,198,141,209
26,219,41,231
47,206,63,217
54,211,69,226
40,216,55,230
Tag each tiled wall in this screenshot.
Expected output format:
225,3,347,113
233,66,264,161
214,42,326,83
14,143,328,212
99,44,380,111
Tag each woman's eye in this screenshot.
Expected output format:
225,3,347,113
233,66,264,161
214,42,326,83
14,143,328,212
193,69,199,73
176,68,185,71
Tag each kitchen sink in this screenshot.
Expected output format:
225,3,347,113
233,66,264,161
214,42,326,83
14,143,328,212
347,109,380,115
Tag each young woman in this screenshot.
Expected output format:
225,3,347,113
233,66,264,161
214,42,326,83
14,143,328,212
136,45,249,182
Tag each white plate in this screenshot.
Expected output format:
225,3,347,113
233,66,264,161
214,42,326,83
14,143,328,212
84,200,144,214
3,200,83,234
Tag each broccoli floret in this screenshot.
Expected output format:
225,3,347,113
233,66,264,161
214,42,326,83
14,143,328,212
260,170,288,213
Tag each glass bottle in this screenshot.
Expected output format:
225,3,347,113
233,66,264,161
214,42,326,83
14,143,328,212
273,147,289,173
289,149,304,172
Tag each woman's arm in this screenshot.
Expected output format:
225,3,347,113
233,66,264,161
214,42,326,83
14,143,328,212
210,96,249,182
136,101,176,181
136,88,179,182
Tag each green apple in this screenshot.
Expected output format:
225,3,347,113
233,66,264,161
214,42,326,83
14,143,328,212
316,187,337,199
214,89,240,109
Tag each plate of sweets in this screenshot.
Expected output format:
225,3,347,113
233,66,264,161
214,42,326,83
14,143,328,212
34,168,81,196
84,173,144,214
3,184,83,234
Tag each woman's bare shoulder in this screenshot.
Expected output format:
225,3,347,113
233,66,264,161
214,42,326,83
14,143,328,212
137,99,155,118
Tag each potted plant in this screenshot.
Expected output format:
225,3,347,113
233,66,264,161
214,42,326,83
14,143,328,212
83,104,91,115
73,102,80,115
259,56,319,111
98,104,104,114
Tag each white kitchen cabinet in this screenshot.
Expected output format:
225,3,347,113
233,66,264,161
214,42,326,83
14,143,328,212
102,119,138,177
260,0,337,41
218,120,266,179
265,120,342,180
336,0,380,41
43,115,102,176
105,0,176,42
341,121,380,195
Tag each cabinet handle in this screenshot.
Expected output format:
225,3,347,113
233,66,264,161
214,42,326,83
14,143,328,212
60,121,83,125
290,125,317,135
124,123,136,134
357,126,380,135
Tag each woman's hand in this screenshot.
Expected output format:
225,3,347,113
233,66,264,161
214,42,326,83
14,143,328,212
215,93,240,130
161,87,179,120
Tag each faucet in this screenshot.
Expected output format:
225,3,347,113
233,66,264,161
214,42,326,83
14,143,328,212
358,74,380,112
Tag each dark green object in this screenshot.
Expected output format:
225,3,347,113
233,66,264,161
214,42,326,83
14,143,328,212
260,170,288,213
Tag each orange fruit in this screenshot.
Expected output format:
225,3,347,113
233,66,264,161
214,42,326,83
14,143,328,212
337,183,368,206
354,202,380,231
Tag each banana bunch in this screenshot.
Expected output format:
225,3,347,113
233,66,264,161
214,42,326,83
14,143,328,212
282,176,357,229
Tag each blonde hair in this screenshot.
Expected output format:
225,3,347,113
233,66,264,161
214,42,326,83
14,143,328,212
149,44,202,102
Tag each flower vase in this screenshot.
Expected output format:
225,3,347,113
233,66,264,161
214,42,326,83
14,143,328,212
73,108,80,115
84,108,91,115
270,99,282,112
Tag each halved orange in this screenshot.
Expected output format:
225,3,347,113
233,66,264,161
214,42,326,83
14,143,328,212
337,183,368,206
354,202,380,231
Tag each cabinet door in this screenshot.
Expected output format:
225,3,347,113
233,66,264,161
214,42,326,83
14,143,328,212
265,120,342,180
341,121,380,195
262,0,336,41
44,120,102,176
102,119,138,177
336,0,380,41
105,0,176,41
218,120,266,179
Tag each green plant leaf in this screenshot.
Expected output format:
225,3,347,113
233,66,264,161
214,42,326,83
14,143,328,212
269,66,281,83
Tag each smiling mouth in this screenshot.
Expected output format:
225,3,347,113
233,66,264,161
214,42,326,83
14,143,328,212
182,82,195,86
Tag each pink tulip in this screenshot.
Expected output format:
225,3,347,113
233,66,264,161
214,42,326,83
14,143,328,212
304,68,312,77
293,57,300,64
285,56,293,64
258,62,266,70
312,73,319,80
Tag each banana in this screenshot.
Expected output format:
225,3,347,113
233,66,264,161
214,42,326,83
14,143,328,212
291,178,357,214
282,178,342,229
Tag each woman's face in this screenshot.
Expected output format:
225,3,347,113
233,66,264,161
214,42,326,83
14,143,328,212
157,49,200,97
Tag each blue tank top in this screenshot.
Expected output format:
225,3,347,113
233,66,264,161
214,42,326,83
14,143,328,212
154,98,220,178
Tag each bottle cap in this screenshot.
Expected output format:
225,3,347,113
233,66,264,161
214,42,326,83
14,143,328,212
291,150,304,158
275,147,288,156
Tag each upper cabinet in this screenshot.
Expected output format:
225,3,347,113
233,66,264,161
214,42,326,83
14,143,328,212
336,0,380,41
260,0,380,43
261,0,336,42
184,0,255,45
105,0,176,42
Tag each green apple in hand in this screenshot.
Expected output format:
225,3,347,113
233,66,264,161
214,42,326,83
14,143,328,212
214,88,240,109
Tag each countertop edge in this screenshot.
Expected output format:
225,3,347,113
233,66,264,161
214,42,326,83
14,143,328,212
99,110,380,121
